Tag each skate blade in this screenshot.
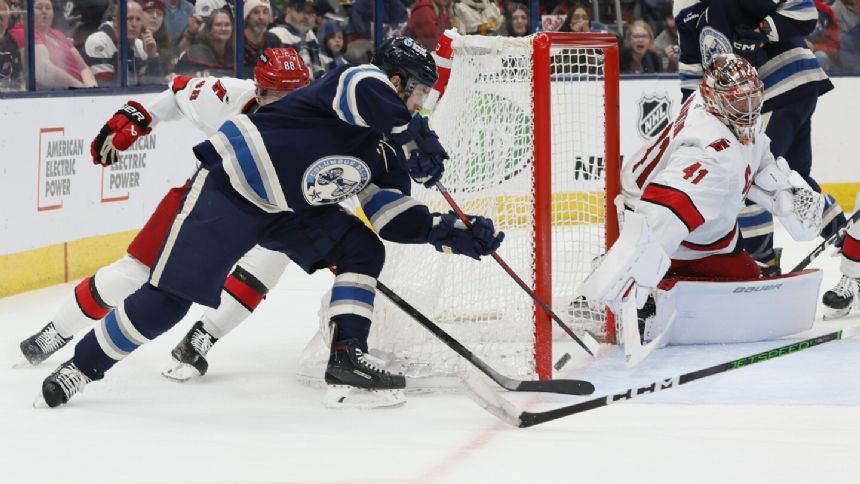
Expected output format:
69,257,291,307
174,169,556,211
32,393,50,409
322,385,406,409
161,361,201,383
823,306,852,321
12,358,37,369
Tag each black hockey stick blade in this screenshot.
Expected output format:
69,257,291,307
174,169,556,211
375,280,595,396
791,209,860,272
465,326,859,428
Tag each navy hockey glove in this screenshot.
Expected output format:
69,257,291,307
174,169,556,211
733,25,769,64
427,212,505,260
405,151,445,187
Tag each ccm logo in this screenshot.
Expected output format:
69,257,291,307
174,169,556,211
733,283,783,293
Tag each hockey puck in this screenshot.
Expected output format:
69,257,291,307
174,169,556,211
553,352,572,371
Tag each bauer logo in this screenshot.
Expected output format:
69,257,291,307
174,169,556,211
733,283,783,293
37,127,84,211
302,156,370,205
637,94,672,140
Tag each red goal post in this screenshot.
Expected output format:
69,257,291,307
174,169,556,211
532,33,621,375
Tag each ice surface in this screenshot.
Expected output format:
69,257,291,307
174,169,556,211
2,229,859,483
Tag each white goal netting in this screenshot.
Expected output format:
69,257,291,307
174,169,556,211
298,34,616,387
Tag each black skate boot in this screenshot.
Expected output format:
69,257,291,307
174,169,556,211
37,360,91,408
324,338,406,408
822,275,860,320
759,248,783,278
637,296,657,344
161,321,218,382
20,322,72,365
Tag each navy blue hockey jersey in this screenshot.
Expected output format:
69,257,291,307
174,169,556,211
193,63,434,243
676,0,833,112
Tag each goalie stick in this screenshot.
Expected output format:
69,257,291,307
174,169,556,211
462,325,860,428
373,278,595,396
434,181,601,357
790,208,860,272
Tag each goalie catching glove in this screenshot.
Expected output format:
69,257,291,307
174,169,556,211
427,211,504,260
746,156,824,241
91,101,153,166
392,114,448,187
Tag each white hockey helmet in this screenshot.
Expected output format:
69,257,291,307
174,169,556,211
700,53,764,145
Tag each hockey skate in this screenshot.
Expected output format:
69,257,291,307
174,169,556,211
34,360,91,408
323,338,406,409
162,321,218,382
822,275,860,320
19,322,72,366
758,248,783,278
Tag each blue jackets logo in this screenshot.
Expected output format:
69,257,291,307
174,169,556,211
303,156,370,205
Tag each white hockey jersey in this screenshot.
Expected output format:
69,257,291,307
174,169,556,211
144,75,257,135
621,90,775,260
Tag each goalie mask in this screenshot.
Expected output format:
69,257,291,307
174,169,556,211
371,36,438,108
700,53,764,145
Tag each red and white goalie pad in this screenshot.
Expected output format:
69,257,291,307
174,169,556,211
579,212,671,313
644,269,823,346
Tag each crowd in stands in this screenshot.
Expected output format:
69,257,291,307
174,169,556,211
1,0,859,92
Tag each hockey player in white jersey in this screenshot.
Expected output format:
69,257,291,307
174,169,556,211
581,54,825,336
19,48,310,381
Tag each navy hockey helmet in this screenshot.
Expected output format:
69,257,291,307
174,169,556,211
372,36,438,97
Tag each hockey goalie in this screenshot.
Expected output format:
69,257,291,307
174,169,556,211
580,53,825,351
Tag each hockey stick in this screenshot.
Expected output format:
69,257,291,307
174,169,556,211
434,181,601,357
790,209,860,273
462,325,860,428
373,278,595,396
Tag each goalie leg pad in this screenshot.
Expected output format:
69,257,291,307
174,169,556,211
649,269,823,345
579,212,670,310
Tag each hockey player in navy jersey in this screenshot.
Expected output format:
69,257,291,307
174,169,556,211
674,0,846,276
19,48,310,384
36,37,504,409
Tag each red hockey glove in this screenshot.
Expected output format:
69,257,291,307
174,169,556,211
91,101,152,166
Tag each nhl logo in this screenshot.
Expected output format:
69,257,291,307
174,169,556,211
637,94,672,139
302,156,370,205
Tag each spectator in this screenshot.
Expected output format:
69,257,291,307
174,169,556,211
243,0,283,78
455,0,503,36
269,0,325,78
558,4,591,32
141,0,173,77
163,0,193,44
83,0,164,85
834,0,860,71
62,0,111,48
174,6,235,77
503,2,529,37
175,0,227,56
348,0,408,40
653,5,678,73
318,19,346,71
407,0,458,50
620,20,662,74
808,0,840,71
9,0,97,89
0,0,22,90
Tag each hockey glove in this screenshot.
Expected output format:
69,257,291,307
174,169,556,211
427,212,505,260
91,101,153,166
733,25,769,64
404,151,445,187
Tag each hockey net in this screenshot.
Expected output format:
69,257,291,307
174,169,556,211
298,33,619,386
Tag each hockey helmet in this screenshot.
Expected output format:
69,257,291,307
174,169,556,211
371,36,438,100
255,47,311,92
700,53,763,145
